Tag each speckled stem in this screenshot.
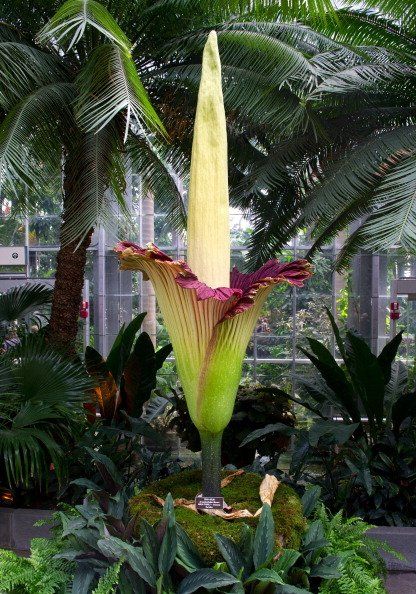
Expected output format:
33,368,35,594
200,430,223,497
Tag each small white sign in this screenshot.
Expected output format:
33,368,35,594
0,246,26,266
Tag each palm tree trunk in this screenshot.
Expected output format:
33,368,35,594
47,148,93,354
47,227,92,354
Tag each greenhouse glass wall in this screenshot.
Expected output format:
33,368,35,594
1,175,416,387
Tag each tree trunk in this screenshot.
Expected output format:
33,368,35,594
47,145,93,355
47,227,92,354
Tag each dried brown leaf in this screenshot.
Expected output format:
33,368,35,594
220,469,245,488
259,474,280,506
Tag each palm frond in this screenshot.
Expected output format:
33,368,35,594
332,152,416,269
61,124,129,245
350,0,416,35
0,336,91,487
1,337,91,406
0,283,53,323
0,42,65,109
312,8,416,54
76,43,165,140
37,0,131,52
0,22,22,42
159,28,315,89
128,134,188,232
245,187,303,270
0,82,75,205
304,126,416,227
140,0,336,25
359,152,416,250
309,61,415,98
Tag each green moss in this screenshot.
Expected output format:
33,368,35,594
130,470,306,565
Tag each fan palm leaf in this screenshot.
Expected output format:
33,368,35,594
0,284,53,323
0,337,91,487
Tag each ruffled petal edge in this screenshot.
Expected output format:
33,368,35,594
114,242,313,321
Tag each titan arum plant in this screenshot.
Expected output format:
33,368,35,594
116,32,312,499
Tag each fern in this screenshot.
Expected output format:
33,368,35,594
92,560,123,594
316,506,396,594
0,538,73,594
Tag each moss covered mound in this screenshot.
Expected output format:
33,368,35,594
130,470,306,565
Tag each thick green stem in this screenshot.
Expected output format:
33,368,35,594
199,430,223,497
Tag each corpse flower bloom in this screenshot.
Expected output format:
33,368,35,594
116,31,312,497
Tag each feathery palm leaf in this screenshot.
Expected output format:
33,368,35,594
76,43,165,140
313,8,416,54
37,0,131,51
0,82,74,200
139,0,336,26
304,127,416,267
0,42,65,109
353,0,416,34
305,127,416,226
60,125,128,244
127,134,187,232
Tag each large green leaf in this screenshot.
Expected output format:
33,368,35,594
377,331,404,385
245,568,284,584
299,344,361,423
309,555,341,578
215,534,245,577
176,524,205,571
106,312,146,384
177,569,239,594
308,420,359,446
140,519,159,572
345,331,386,427
158,495,177,575
121,332,157,417
253,504,274,569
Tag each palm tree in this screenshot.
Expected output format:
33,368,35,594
1,0,343,352
0,0,168,352
300,5,416,268
231,2,416,269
